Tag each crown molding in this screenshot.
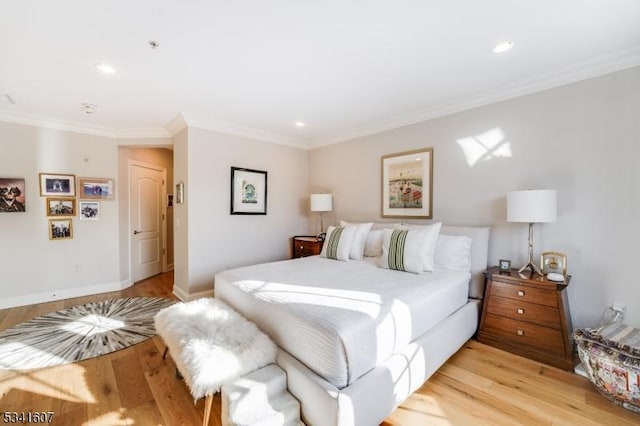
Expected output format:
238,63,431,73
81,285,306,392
115,128,172,139
0,110,118,138
0,110,172,140
308,48,640,149
174,113,310,150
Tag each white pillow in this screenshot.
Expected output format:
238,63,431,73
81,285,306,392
320,226,357,261
363,229,384,257
340,220,373,260
435,234,472,272
394,222,442,271
380,228,428,274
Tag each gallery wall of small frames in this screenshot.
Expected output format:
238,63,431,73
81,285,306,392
0,174,114,240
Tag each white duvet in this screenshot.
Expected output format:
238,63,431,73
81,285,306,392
215,256,470,389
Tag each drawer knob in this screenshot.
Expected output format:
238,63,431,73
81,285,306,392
517,290,525,297
516,329,525,336
300,245,304,249
517,308,524,315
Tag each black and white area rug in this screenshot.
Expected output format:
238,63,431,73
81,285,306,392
0,297,175,370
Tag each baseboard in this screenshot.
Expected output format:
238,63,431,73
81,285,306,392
0,280,133,310
172,285,214,302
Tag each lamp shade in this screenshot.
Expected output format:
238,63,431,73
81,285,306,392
507,190,556,223
310,194,332,212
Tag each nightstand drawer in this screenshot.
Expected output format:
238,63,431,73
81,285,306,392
487,296,562,329
482,314,566,355
292,236,323,258
296,246,318,257
490,280,558,307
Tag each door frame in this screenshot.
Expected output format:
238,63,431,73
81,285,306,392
128,159,168,282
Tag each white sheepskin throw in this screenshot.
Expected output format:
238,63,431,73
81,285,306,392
154,298,277,400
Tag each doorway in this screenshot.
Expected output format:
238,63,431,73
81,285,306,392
129,160,167,282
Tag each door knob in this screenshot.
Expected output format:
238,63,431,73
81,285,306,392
133,230,143,235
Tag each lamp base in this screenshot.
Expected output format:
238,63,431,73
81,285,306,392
517,261,543,276
518,222,543,276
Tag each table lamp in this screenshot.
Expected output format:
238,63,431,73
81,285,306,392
310,193,332,239
507,189,556,275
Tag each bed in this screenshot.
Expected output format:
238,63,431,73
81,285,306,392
215,224,490,426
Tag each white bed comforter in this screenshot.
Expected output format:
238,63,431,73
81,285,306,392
215,256,470,388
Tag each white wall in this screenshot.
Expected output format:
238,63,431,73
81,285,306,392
174,127,309,296
0,121,124,308
309,66,640,329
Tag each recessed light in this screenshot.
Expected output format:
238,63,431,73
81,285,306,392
95,63,117,74
295,122,305,128
493,41,514,54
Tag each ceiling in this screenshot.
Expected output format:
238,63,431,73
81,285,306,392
1,1,639,149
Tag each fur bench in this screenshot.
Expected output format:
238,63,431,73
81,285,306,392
154,298,277,426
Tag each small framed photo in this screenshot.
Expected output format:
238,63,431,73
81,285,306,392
0,178,26,213
230,167,267,215
176,183,184,204
541,251,567,275
79,201,100,220
49,218,73,240
78,177,114,199
40,173,75,196
46,197,76,216
498,259,511,273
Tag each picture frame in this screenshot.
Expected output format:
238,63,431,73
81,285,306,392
39,173,75,196
0,177,26,213
381,148,433,218
79,201,100,220
499,259,511,273
49,218,73,240
541,251,567,275
176,183,184,204
78,177,114,199
46,197,76,217
230,167,267,215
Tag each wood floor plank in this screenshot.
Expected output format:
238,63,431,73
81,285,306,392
111,352,155,410
144,363,204,425
2,272,640,425
84,355,124,421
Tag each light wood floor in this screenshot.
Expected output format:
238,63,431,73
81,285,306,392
1,272,638,426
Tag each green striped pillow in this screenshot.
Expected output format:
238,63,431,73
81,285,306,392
320,225,356,261
380,228,427,273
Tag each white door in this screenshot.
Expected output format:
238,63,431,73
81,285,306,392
130,162,165,282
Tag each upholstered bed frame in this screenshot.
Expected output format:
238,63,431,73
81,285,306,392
220,225,490,425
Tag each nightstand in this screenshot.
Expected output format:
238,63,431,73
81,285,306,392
477,267,574,370
292,236,323,258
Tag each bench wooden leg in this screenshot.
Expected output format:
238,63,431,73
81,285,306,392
203,394,213,426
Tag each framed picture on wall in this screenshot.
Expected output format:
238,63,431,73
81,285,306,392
230,167,267,215
40,173,75,196
49,218,73,240
46,197,76,216
381,148,433,218
78,177,114,199
0,177,26,213
79,201,100,220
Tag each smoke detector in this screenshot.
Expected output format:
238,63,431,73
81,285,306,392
82,103,97,114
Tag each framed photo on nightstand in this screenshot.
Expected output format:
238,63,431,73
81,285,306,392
498,259,511,273
541,251,567,275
